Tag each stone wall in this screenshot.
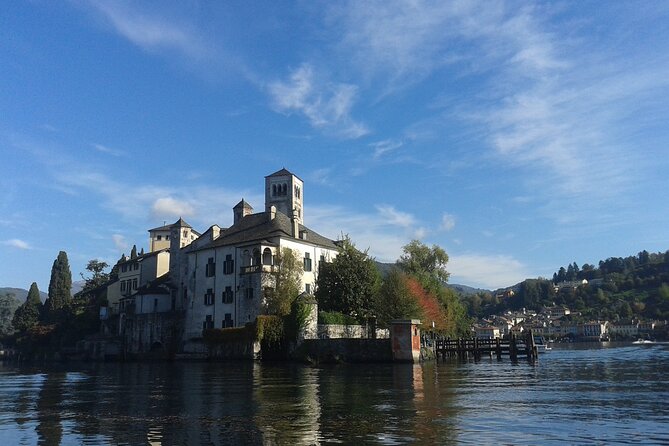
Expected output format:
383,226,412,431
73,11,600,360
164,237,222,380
298,339,392,363
317,324,390,339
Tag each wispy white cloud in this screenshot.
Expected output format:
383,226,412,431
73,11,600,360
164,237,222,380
2,239,31,250
268,64,369,139
449,253,530,289
151,197,195,219
440,213,456,231
375,205,416,228
328,0,668,217
370,139,403,159
112,234,128,252
308,168,334,186
92,143,125,157
85,1,208,61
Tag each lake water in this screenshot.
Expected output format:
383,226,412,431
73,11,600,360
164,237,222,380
1,342,668,445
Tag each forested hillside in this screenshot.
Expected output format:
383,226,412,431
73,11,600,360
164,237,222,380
464,250,669,321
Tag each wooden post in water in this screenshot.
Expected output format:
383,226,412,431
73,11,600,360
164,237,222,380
510,333,517,361
528,330,538,360
495,337,502,360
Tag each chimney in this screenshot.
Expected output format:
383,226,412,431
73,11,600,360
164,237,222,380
291,208,299,238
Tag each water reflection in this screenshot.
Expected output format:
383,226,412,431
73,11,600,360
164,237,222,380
1,344,668,444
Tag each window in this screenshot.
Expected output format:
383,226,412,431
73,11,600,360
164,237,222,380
204,288,214,306
205,257,216,277
134,263,139,270
133,278,138,290
304,253,312,272
157,235,162,240
153,298,158,311
222,286,234,304
120,281,126,292
223,254,234,274
272,184,277,196
165,235,169,241
121,264,127,273
223,313,233,328
305,283,311,294
245,287,254,299
203,315,214,330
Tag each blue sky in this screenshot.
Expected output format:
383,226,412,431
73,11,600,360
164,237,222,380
2,1,669,292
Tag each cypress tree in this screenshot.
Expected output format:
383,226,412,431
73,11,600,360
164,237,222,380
43,251,72,322
13,282,43,331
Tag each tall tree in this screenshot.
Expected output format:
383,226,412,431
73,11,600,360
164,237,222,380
79,259,110,292
0,292,21,336
43,251,72,322
396,240,449,292
266,248,303,316
374,269,423,326
316,237,380,318
12,283,43,332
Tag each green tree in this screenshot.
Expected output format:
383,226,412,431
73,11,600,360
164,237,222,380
0,292,22,336
12,283,43,332
396,240,449,292
374,269,423,326
316,237,380,318
266,248,303,316
43,251,72,323
79,259,110,292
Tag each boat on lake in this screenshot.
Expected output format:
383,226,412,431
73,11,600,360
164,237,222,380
534,336,553,353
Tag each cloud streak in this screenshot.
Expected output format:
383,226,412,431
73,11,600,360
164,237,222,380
85,1,209,61
3,239,31,250
268,64,369,139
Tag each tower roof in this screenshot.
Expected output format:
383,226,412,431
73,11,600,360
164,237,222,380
265,168,302,181
233,199,254,210
148,217,193,232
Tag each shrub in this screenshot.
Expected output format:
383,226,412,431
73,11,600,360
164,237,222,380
318,311,359,325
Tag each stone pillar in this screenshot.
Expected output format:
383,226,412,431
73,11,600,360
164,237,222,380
390,319,421,363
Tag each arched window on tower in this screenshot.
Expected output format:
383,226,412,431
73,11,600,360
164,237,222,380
262,248,273,265
282,183,287,195
272,184,277,196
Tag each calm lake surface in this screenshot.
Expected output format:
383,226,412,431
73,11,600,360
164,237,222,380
1,343,668,445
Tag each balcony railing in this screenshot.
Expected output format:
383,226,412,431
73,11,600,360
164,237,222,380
240,264,278,275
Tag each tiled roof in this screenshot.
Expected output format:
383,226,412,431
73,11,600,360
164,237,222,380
233,199,254,210
265,168,302,181
148,217,194,232
194,211,337,251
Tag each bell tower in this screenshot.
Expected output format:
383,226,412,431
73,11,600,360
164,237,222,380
265,168,303,225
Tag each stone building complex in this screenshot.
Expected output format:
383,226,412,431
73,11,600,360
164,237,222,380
102,168,340,355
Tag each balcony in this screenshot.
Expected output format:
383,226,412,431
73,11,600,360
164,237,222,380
240,264,278,275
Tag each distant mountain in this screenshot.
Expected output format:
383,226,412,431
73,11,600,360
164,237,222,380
446,284,492,295
374,261,491,294
72,280,85,296
0,287,48,303
374,261,396,277
0,282,85,303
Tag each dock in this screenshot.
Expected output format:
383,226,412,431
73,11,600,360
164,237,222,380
435,331,538,361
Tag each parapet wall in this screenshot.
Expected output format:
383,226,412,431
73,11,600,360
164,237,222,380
299,338,392,363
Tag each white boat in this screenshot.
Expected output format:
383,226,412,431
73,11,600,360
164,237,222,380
632,338,655,345
534,336,553,353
